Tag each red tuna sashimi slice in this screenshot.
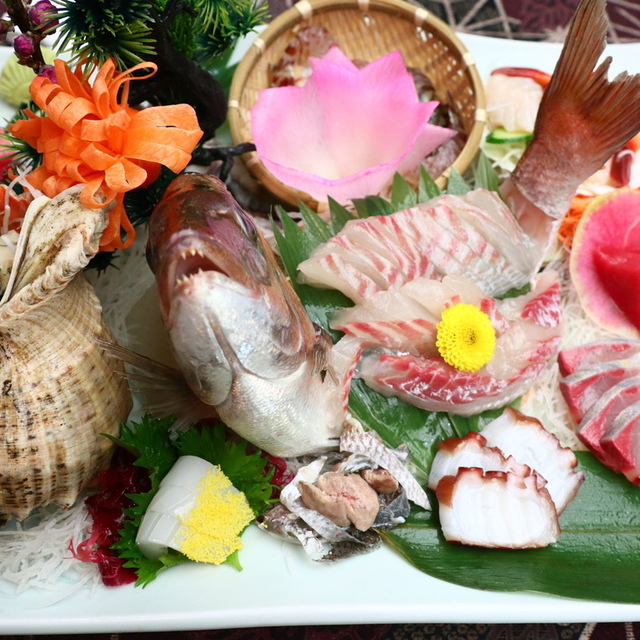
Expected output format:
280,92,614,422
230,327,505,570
593,246,640,331
570,189,640,338
558,338,640,376
577,376,640,467
600,400,640,483
560,356,640,423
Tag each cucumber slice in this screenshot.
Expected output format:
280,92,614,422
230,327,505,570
485,127,533,144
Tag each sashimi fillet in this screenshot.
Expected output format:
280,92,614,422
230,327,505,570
559,357,640,423
577,377,640,465
557,338,640,376
298,190,539,302
354,271,562,416
600,400,640,483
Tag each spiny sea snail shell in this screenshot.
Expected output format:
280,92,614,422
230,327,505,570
0,186,132,523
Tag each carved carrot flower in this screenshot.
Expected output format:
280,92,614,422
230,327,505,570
8,58,203,251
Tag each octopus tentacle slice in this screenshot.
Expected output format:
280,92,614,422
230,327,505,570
0,186,132,523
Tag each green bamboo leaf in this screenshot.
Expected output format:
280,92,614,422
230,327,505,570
445,167,471,195
328,197,356,232
474,151,501,193
352,195,396,218
271,208,319,281
390,173,418,210
382,453,640,604
418,166,442,202
299,202,333,243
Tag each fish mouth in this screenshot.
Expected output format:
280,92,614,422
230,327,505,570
172,246,228,285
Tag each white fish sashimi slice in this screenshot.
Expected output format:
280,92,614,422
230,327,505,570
298,190,539,304
498,270,562,327
356,273,562,415
332,276,483,356
438,191,536,270
300,252,383,303
358,342,559,416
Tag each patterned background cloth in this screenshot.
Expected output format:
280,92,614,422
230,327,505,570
9,2,639,639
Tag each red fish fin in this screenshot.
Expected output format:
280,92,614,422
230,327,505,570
99,340,216,431
511,0,640,220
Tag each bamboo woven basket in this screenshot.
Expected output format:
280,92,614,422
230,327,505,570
228,0,486,209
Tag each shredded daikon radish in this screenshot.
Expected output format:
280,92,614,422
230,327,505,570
0,500,101,601
522,254,617,449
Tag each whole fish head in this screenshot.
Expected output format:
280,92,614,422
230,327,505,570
147,173,320,408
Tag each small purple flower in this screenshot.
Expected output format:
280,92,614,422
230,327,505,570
14,33,35,59
38,64,57,84
29,0,58,32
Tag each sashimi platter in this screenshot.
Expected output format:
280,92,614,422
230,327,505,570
3,0,640,633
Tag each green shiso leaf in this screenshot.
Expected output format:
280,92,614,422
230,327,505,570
382,453,640,604
111,415,274,587
176,424,275,518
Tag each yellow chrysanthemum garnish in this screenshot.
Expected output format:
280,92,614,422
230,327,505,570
436,303,496,372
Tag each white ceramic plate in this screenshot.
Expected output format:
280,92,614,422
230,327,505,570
2,33,640,636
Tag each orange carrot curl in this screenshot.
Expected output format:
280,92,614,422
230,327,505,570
8,58,204,251
558,194,593,249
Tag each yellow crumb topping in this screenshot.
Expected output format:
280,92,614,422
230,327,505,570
436,303,496,372
177,466,254,565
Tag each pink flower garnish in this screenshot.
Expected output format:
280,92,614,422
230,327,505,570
251,47,456,204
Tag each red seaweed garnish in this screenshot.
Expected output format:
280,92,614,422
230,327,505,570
71,449,151,586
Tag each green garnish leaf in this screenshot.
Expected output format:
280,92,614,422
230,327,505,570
474,151,501,193
445,167,471,195
176,423,276,517
352,195,396,218
418,166,442,202
328,196,356,232
390,173,419,210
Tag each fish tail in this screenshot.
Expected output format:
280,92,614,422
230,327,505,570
510,0,640,220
